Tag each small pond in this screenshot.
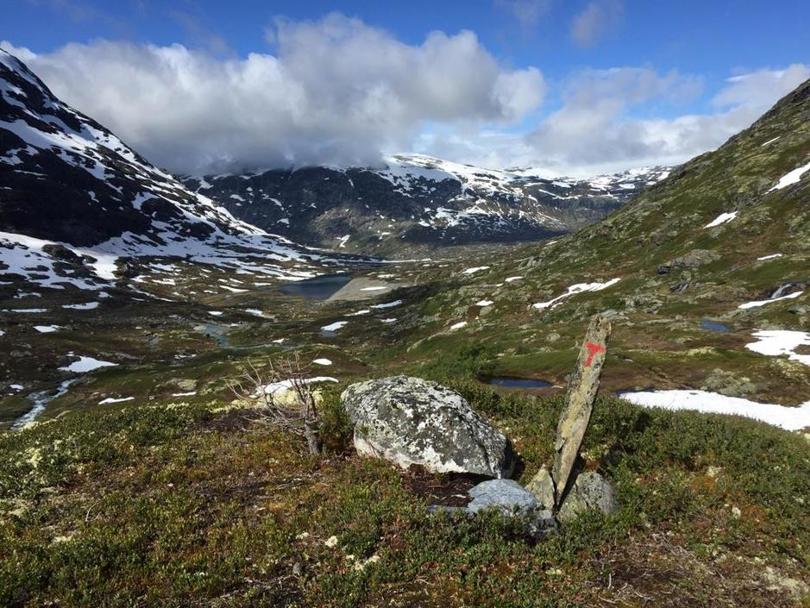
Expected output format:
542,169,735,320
280,274,352,300
196,323,231,347
483,376,552,389
700,319,730,333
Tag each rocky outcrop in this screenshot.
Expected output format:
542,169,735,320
656,249,720,275
341,376,515,477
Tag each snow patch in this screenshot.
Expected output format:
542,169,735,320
705,212,737,228
769,161,810,191
619,390,810,431
59,355,117,373
745,330,810,367
533,278,620,310
738,291,803,310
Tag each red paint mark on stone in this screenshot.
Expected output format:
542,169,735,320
584,342,606,367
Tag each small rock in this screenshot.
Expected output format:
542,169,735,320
324,535,338,548
341,376,515,477
466,479,558,539
706,466,723,478
468,479,538,514
558,471,619,523
525,464,555,509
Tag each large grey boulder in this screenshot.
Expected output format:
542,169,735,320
557,471,619,523
341,376,515,477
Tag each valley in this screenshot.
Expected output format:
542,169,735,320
1,39,809,608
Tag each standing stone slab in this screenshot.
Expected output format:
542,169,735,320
341,376,515,478
552,315,611,503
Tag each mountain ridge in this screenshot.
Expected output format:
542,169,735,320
182,153,670,256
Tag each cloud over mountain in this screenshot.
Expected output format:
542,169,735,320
2,14,544,174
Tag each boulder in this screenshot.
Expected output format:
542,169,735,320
431,479,558,539
467,479,538,514
341,376,514,477
557,471,619,523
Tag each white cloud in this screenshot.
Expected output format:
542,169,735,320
2,13,545,174
570,0,623,48
417,64,809,177
495,0,553,28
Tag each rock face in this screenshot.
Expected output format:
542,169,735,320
557,471,619,523
341,376,515,477
183,155,669,256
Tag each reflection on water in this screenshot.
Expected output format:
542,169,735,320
484,376,552,389
280,274,352,300
700,319,730,333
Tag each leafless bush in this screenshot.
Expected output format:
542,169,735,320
228,354,322,454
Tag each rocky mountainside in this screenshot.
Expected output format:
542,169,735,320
404,77,810,408
182,154,669,255
0,49,344,293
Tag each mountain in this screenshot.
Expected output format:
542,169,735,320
407,77,810,405
0,49,341,293
182,154,670,255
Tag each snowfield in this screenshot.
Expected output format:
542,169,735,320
745,330,810,367
619,389,810,431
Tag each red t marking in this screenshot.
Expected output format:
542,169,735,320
584,342,606,367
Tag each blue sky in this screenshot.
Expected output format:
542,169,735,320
3,0,809,175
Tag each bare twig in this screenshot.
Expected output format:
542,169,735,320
228,354,322,455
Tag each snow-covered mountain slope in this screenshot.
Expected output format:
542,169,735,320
183,153,670,255
0,49,346,293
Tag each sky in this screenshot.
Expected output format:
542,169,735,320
3,0,809,176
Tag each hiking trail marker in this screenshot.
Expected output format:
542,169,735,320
551,314,612,506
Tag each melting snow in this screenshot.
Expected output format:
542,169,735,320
98,396,134,405
371,300,402,309
450,321,467,330
533,278,621,310
6,308,47,313
34,325,60,333
504,276,523,283
321,321,347,332
313,358,333,366
757,253,783,261
476,300,494,307
59,355,117,373
745,330,810,367
262,377,339,395
619,390,810,431
172,391,197,397
463,266,490,275
738,290,803,309
769,161,810,191
63,302,99,310
705,212,737,228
